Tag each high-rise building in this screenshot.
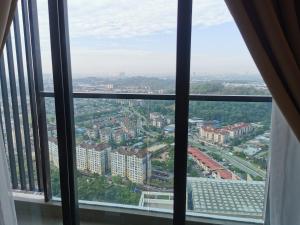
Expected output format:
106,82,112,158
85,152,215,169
48,139,111,175
77,143,111,175
48,137,59,167
111,149,127,177
110,147,151,184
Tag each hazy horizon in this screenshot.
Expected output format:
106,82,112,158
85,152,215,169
35,0,259,77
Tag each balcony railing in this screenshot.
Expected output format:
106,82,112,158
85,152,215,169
0,0,50,197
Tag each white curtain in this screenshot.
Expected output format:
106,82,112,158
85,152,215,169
0,0,18,224
0,126,18,225
265,103,300,225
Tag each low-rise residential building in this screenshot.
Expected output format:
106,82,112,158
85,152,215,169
199,122,253,145
111,127,125,144
188,147,237,180
199,126,230,145
99,127,111,144
149,112,166,128
121,116,142,139
223,122,253,138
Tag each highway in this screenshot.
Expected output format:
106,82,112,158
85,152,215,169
189,138,266,179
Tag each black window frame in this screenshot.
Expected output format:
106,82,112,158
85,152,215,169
0,0,272,225
46,1,272,225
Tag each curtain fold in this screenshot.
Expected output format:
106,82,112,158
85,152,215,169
225,0,300,142
224,1,300,224
0,1,19,225
265,103,300,225
0,126,18,225
0,0,18,54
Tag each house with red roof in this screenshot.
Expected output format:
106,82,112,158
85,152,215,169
188,147,237,180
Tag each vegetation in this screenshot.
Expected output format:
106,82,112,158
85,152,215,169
51,166,141,205
189,101,271,126
190,81,270,95
187,158,201,177
207,152,223,162
151,145,174,172
149,178,173,189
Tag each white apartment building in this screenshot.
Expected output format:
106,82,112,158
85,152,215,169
110,147,151,184
199,126,230,145
127,151,151,184
86,144,111,175
48,137,59,167
223,122,253,138
199,122,253,145
111,150,126,177
48,139,111,175
77,143,111,175
76,144,88,171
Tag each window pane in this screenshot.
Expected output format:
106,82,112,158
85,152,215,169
73,98,175,215
190,0,270,96
45,97,61,198
37,0,54,92
67,0,177,94
186,101,271,222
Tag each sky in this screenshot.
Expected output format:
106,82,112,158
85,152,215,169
35,0,259,77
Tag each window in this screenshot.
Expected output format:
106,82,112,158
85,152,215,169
0,0,272,225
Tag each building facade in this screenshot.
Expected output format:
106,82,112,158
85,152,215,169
48,137,59,167
111,150,127,177
199,122,253,145
110,147,151,184
48,139,111,175
77,143,111,175
199,126,230,145
149,112,166,128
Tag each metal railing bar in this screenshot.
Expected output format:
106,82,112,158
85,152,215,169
0,56,18,189
13,8,35,191
28,0,52,200
21,0,44,192
40,91,272,102
6,33,27,190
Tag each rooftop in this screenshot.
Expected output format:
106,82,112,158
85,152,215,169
113,146,148,158
188,147,233,179
188,177,265,218
79,143,110,151
223,122,251,131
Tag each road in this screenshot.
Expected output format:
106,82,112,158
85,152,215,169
189,138,266,179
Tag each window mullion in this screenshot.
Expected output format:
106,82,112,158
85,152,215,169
173,0,193,225
48,0,79,225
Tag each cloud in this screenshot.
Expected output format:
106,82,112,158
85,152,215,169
34,0,239,75
37,0,232,40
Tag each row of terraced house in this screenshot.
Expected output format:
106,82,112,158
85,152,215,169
199,122,253,145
